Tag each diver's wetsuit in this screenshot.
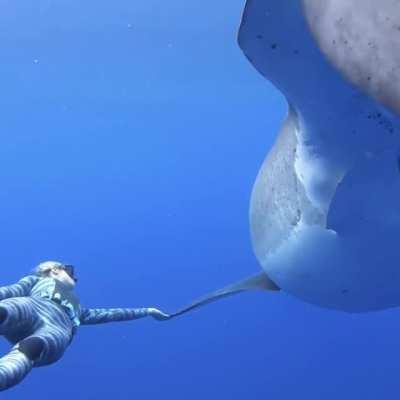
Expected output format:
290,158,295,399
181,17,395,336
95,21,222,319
0,275,153,391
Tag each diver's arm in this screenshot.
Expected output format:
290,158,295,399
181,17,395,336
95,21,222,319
79,306,170,325
0,275,40,301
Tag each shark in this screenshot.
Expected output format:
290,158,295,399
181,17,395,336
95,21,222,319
171,0,400,317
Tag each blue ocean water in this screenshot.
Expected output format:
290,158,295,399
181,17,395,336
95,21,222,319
1,1,400,399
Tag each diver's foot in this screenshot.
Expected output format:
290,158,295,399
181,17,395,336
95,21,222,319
147,308,171,321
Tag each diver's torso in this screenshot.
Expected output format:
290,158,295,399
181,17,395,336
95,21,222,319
30,277,81,328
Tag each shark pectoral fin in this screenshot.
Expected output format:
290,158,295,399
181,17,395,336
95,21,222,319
169,272,280,318
230,272,280,292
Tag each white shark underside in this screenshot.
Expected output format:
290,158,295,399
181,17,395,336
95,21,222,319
239,0,400,312
172,0,400,316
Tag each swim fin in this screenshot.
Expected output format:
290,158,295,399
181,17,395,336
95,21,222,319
169,272,280,318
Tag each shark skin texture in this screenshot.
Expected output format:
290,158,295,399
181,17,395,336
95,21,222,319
238,0,400,312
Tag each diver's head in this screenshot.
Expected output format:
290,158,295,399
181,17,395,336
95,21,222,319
35,261,77,289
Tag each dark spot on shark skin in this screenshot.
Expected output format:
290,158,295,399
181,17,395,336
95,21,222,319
293,49,299,55
341,289,349,294
397,156,400,173
386,123,395,134
367,76,371,81
271,43,277,50
365,110,395,134
256,34,263,39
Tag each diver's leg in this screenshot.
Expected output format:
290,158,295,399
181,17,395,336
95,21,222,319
0,297,73,391
27,324,72,367
0,336,51,391
0,345,34,391
18,336,46,361
0,307,7,324
0,298,38,339
0,299,40,391
0,326,70,392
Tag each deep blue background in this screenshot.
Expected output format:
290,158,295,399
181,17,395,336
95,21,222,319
1,1,400,399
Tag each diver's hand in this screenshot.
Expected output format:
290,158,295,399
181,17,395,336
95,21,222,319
147,308,171,321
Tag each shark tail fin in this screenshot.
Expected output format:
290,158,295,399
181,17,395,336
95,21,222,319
169,272,279,318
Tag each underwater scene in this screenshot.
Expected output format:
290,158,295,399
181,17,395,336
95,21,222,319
1,0,400,399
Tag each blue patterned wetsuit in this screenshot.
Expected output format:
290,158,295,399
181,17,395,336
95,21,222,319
0,275,152,391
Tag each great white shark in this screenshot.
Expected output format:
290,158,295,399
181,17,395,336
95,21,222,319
172,0,400,317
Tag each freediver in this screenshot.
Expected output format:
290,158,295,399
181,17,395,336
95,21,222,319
0,261,170,391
